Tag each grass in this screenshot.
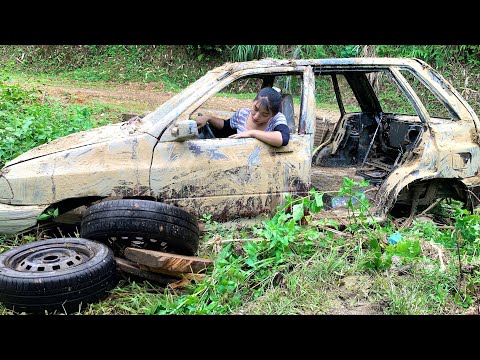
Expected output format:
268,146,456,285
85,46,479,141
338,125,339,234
217,92,256,100
6,71,116,90
0,70,126,168
0,203,478,315
80,280,167,315
242,249,358,315
374,262,458,315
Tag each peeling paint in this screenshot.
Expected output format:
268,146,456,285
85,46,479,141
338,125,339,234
247,146,261,166
151,136,310,221
188,143,202,156
207,149,228,160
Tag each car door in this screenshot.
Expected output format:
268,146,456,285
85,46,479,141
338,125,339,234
149,66,316,222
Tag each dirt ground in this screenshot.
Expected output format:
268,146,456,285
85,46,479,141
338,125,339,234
36,80,341,122
37,81,254,116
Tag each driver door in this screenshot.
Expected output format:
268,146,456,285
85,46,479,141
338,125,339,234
149,67,316,222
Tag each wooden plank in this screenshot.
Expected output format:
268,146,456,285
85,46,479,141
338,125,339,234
137,263,207,280
124,248,213,274
115,257,180,286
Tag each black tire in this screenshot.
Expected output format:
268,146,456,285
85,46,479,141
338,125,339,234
0,237,117,314
80,199,200,256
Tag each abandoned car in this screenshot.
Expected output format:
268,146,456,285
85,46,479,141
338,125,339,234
1,57,479,252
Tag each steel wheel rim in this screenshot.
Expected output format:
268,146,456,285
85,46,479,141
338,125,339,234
6,243,95,272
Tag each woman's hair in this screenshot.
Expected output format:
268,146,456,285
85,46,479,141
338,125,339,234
254,87,282,115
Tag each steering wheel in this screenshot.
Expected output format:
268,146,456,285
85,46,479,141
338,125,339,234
198,122,216,139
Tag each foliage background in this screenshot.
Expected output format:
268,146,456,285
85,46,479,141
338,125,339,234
1,45,479,106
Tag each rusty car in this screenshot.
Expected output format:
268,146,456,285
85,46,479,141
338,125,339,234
1,57,479,253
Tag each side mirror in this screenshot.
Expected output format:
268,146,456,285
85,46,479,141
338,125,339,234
170,120,199,142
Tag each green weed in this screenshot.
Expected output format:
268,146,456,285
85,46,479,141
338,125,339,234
0,69,116,167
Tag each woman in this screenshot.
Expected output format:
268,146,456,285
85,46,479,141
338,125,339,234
195,87,290,147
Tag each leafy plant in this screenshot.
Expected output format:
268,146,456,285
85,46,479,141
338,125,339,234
0,70,114,168
186,45,224,62
339,45,361,58
150,187,332,314
336,177,376,230
37,208,59,221
363,237,393,271
228,45,279,62
386,238,421,260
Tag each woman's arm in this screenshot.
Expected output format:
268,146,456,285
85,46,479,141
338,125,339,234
228,129,283,147
195,115,225,129
228,124,290,147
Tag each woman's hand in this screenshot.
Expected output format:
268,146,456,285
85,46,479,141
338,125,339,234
195,114,225,130
195,115,209,128
228,130,254,139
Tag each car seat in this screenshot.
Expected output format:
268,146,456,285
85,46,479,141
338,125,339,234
280,93,295,133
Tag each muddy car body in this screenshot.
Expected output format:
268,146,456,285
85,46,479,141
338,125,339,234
1,57,479,235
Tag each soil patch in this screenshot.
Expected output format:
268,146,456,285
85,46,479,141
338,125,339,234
33,80,340,122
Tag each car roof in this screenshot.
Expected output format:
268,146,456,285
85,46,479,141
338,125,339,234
140,57,479,136
215,57,428,72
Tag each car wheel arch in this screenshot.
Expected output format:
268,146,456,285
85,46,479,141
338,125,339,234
38,196,159,229
388,177,469,216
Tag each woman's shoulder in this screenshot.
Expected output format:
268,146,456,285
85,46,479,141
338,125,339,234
237,107,251,115
233,107,251,119
272,112,288,124
231,107,250,127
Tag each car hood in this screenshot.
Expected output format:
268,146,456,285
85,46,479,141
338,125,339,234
5,122,139,167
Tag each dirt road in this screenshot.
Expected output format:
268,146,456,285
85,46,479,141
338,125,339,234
37,81,255,116
35,80,340,122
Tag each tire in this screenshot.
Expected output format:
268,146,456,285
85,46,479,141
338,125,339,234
80,199,200,256
0,237,117,314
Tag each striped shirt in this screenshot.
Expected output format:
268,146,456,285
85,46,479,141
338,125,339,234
229,108,288,133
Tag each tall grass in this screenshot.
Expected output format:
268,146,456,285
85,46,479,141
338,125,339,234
0,68,117,167
228,45,280,62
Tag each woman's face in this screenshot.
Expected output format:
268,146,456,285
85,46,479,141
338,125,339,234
250,99,273,125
